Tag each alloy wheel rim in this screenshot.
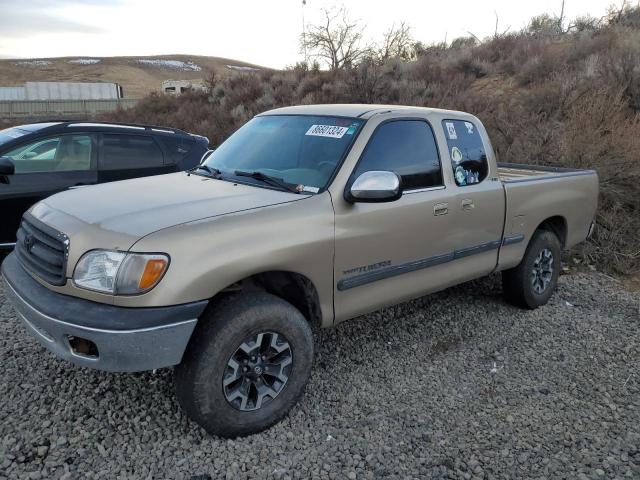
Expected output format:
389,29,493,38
531,248,554,294
223,331,293,412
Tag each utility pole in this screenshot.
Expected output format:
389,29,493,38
302,0,308,65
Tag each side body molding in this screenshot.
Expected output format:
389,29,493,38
337,234,525,291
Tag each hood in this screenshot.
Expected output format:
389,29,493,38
32,172,303,243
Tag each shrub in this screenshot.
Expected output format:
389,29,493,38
599,29,640,111
454,54,489,78
527,14,563,37
100,13,640,274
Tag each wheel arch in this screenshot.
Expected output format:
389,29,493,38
535,215,567,248
206,270,324,328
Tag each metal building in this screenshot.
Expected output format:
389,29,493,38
161,79,206,95
0,87,25,100
0,82,123,101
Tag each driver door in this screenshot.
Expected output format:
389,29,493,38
332,119,457,322
0,134,97,244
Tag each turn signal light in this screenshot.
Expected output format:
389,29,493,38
139,258,169,290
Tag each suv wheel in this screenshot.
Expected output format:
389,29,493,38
175,292,314,437
502,230,561,309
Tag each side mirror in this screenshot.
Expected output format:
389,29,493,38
346,170,402,203
0,157,14,177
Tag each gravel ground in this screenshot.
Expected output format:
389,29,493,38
0,271,639,480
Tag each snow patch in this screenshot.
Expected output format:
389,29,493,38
15,60,52,67
226,65,260,72
69,58,101,65
137,59,201,71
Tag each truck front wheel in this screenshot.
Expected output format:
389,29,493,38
502,230,561,309
175,292,314,437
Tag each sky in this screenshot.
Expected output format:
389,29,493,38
0,0,620,68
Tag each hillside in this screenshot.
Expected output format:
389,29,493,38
0,54,266,97
102,8,640,276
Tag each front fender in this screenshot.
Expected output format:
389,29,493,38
112,193,336,326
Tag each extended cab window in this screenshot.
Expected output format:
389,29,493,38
101,134,163,170
4,135,93,173
442,119,488,186
353,120,442,190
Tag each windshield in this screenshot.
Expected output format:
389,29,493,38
204,115,364,191
0,127,28,147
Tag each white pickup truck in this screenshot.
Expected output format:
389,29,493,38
2,104,598,437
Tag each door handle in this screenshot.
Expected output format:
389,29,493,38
461,198,475,211
433,202,448,216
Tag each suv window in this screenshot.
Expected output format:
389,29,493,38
158,135,195,164
442,119,488,186
101,134,163,170
4,135,93,173
352,120,442,190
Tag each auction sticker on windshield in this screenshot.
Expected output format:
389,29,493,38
305,125,349,138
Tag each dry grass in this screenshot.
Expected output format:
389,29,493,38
102,9,640,275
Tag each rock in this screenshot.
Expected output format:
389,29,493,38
0,272,638,479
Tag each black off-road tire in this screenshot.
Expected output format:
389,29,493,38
175,292,314,438
502,230,561,309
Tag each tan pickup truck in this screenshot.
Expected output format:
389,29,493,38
1,104,598,437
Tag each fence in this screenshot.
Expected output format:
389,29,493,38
0,99,139,118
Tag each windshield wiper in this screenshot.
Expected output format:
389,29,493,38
234,170,299,194
189,164,222,179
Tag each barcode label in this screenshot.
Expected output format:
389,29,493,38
305,125,349,138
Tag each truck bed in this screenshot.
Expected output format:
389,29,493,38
498,163,595,183
496,162,598,272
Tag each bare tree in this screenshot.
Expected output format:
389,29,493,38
607,0,632,25
557,0,566,32
492,11,511,38
301,6,369,70
378,22,415,61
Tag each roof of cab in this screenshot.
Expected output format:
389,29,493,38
259,104,471,120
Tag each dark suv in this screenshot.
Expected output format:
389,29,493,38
0,121,209,248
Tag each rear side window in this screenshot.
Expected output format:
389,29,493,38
442,119,488,186
157,136,195,164
353,120,442,190
101,134,163,170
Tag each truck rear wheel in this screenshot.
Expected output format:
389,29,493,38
175,292,314,438
502,230,561,309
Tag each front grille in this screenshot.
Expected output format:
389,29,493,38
15,213,68,286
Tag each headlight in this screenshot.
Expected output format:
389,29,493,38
73,250,169,295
